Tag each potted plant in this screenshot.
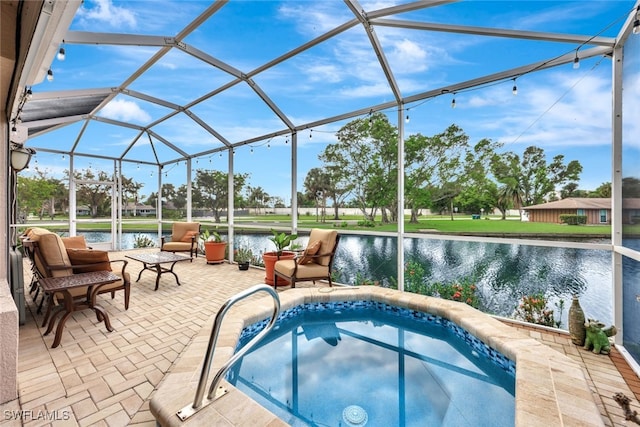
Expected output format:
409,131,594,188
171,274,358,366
200,229,227,265
262,229,298,286
234,247,253,270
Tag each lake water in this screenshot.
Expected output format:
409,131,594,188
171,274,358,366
81,231,635,329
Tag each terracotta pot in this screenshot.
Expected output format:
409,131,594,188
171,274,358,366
204,241,227,264
262,251,295,286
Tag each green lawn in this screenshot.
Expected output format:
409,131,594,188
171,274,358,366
22,214,639,237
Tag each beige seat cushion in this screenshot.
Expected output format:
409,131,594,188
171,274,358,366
162,242,193,252
274,259,328,279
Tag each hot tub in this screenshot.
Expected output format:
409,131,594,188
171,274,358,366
150,286,604,426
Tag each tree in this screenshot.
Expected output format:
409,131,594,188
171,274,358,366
246,186,270,215
519,146,582,205
592,182,612,198
623,177,640,197
16,174,59,221
405,124,484,223
70,169,113,218
121,176,143,216
193,170,248,222
321,112,397,221
304,168,331,222
455,138,502,216
491,146,582,218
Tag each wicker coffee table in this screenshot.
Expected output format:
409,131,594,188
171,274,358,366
126,252,191,291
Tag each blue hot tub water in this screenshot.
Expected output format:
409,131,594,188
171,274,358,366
228,301,515,427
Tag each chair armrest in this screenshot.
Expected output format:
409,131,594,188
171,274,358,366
161,236,167,246
108,259,129,278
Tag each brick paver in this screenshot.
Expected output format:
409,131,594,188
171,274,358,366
2,248,639,426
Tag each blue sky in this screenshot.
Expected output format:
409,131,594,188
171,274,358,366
25,0,639,203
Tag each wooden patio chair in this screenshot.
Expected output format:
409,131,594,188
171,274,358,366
273,229,340,289
160,222,201,261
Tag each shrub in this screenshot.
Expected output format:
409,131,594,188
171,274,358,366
431,280,479,308
357,219,376,227
393,259,479,308
514,293,556,327
559,214,587,225
133,234,155,248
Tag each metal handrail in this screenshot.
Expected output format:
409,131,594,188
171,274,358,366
176,284,280,421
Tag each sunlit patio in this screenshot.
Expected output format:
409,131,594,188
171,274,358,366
0,249,638,426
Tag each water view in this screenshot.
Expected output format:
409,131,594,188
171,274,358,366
82,231,621,328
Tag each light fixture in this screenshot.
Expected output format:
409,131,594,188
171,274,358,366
512,79,518,96
451,96,456,109
10,145,36,172
57,47,65,61
573,52,580,69
26,88,33,99
47,69,54,81
405,114,410,123
11,124,17,136
309,130,312,139
633,19,640,35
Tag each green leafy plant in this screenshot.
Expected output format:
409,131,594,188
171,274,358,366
431,281,479,308
514,293,556,327
268,229,298,257
234,247,253,263
354,271,379,286
200,229,223,242
133,234,155,248
391,259,479,308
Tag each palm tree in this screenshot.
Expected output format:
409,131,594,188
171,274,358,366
498,179,524,220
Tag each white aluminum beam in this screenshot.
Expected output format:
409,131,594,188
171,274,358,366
372,18,616,47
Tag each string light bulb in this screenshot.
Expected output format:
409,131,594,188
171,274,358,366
512,79,518,96
57,47,65,61
26,88,33,99
405,114,410,123
572,52,580,69
309,130,312,139
451,96,456,109
633,19,640,35
47,69,54,82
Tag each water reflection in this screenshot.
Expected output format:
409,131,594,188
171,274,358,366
331,235,612,326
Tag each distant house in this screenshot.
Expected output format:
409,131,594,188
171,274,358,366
76,205,90,216
123,202,157,217
523,198,640,225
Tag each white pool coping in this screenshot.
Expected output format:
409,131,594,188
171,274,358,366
150,286,604,427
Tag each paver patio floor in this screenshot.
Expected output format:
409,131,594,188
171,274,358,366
2,248,639,426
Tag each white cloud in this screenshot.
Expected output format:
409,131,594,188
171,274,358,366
388,39,428,73
77,0,137,29
304,64,343,83
100,99,151,123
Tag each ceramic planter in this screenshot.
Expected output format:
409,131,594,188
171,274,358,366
262,251,295,286
204,241,227,264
